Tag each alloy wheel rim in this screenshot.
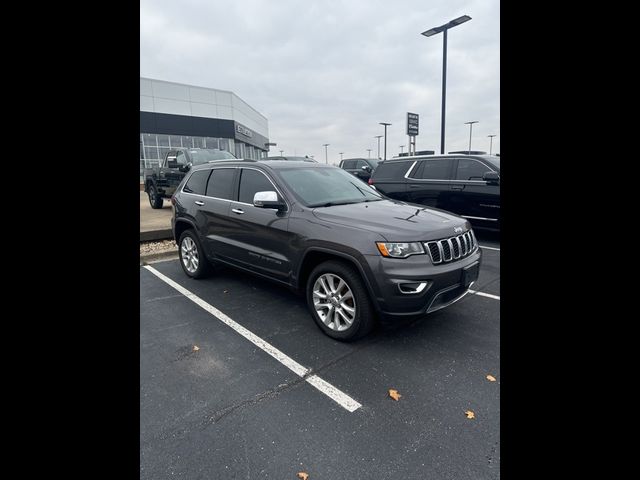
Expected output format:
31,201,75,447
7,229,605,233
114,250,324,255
181,237,199,273
312,273,356,331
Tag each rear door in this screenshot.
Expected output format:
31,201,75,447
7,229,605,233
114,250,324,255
405,157,455,209
225,167,294,283
200,167,237,261
369,160,412,201
449,158,500,228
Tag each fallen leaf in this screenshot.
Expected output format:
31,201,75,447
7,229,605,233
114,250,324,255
193,345,200,351
297,472,309,480
465,410,475,419
388,389,402,401
486,374,496,382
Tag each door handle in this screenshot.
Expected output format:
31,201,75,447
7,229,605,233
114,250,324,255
451,185,465,191
232,208,244,214
194,200,205,206
409,184,421,189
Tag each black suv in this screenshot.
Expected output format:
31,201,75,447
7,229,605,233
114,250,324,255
172,160,482,340
370,155,500,230
339,158,379,182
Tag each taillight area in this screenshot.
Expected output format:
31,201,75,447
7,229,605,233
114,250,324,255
170,195,176,205
368,178,374,185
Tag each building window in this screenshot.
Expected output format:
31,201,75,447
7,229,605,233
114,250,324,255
205,137,219,149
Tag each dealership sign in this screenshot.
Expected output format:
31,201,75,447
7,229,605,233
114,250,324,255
236,124,253,138
407,112,419,136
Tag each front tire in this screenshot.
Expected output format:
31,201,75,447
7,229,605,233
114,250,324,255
148,184,163,209
306,260,376,341
178,230,211,279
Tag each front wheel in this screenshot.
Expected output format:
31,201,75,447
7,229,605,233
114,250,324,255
148,184,163,209
306,261,376,341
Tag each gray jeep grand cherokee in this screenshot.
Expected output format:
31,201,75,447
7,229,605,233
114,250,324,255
171,160,482,341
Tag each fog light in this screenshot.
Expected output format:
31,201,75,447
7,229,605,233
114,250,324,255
398,282,428,294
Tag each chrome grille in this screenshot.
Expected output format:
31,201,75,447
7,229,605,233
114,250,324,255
425,231,477,264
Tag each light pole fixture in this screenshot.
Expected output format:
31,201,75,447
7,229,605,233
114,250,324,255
367,148,372,158
379,122,391,161
279,150,284,156
374,135,383,159
421,15,472,154
464,121,479,154
488,134,497,155
399,145,405,154
339,152,344,161
323,143,330,164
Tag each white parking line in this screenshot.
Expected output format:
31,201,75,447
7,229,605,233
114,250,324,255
143,265,362,413
480,245,500,251
468,289,500,300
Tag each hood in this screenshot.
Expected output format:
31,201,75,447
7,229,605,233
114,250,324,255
312,199,469,241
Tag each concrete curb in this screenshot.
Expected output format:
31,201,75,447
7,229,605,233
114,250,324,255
140,229,173,242
140,249,179,265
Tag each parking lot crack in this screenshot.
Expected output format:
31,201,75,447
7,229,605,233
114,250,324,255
200,378,307,427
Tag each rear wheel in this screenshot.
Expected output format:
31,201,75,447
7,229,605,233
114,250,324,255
306,260,376,341
178,230,211,279
148,184,163,209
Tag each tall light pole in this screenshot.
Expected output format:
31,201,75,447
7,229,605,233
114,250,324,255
367,148,372,159
421,15,472,154
399,145,405,155
279,150,284,156
488,134,496,155
374,135,383,159
464,121,478,154
323,143,330,164
379,122,391,161
339,152,344,162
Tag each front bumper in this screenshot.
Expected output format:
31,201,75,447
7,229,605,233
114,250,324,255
362,248,482,320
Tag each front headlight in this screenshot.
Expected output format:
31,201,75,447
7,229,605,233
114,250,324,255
376,242,425,258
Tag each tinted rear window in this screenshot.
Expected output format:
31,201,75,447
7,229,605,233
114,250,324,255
372,161,413,180
206,168,235,199
417,159,452,180
183,169,211,195
342,160,356,169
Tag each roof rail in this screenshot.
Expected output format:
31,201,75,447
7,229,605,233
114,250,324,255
206,158,257,163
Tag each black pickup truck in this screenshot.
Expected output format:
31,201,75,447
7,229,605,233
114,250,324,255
143,148,237,208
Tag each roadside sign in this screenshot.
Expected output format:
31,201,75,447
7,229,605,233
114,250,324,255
407,112,419,136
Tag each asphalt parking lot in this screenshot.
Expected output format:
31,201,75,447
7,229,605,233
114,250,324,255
140,231,500,479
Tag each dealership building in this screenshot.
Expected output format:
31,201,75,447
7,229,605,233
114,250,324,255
140,77,270,179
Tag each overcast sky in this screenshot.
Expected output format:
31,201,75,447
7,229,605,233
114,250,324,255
140,0,499,162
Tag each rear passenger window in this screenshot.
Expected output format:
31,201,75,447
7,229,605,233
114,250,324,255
183,170,211,195
342,160,356,169
417,159,452,180
206,168,235,199
373,161,413,179
456,159,491,181
355,160,368,169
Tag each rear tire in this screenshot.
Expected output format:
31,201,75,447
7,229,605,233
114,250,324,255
178,230,211,279
306,260,376,341
148,184,163,209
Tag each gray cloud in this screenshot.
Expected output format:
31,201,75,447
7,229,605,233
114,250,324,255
141,0,500,161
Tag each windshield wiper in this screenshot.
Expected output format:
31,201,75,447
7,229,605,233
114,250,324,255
309,200,359,208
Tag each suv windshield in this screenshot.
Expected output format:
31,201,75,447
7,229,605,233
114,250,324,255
485,156,500,170
188,149,236,165
279,167,383,207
